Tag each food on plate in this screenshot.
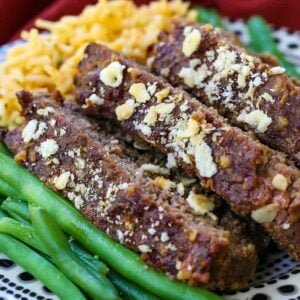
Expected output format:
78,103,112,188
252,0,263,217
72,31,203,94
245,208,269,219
1,90,270,290
74,43,300,260
148,19,300,164
0,125,220,300
0,0,195,128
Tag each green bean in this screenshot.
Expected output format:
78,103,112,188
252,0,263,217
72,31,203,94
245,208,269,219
0,179,22,200
247,16,300,78
0,152,221,300
197,7,224,28
0,210,156,300
108,270,159,300
1,197,109,275
0,216,47,252
0,233,86,300
30,207,119,300
0,208,7,219
0,206,154,299
69,241,109,275
1,197,30,223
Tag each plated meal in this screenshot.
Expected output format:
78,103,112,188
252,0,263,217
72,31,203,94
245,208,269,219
0,0,299,299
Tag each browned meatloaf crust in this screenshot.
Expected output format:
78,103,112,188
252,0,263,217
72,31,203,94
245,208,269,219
74,43,300,260
148,19,300,164
2,91,262,290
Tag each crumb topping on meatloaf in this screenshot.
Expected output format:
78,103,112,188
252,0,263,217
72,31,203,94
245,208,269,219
3,91,263,290
148,19,300,164
74,43,300,260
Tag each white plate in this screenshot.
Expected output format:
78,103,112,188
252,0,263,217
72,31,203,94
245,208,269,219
0,19,300,300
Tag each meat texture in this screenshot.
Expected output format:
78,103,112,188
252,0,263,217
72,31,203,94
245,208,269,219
2,91,263,290
74,43,300,260
148,19,300,164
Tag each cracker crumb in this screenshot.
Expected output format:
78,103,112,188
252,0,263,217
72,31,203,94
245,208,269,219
195,142,217,178
54,171,71,190
129,83,151,103
155,103,175,116
272,174,289,192
155,87,171,102
237,109,272,133
100,61,125,87
268,66,286,76
141,164,170,176
115,99,135,121
182,27,201,57
187,191,215,215
251,203,278,224
144,106,158,126
87,94,104,106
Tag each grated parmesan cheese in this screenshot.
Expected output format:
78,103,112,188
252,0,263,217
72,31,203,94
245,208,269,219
138,244,151,253
22,120,48,143
37,139,59,159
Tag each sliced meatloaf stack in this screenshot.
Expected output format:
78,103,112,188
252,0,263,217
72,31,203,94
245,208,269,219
74,43,300,260
2,90,266,290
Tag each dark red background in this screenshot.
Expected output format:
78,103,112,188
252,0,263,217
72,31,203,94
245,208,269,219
0,0,299,45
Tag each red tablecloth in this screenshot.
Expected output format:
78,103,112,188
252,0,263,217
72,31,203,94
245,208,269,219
0,0,299,45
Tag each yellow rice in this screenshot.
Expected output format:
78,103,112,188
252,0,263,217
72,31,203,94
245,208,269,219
0,0,195,128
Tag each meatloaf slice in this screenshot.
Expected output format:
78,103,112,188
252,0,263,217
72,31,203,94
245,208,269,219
3,91,260,290
87,118,270,256
74,43,300,260
148,19,300,164
92,118,271,256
